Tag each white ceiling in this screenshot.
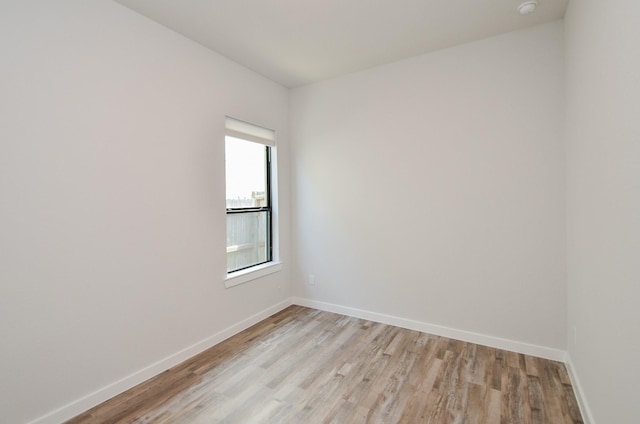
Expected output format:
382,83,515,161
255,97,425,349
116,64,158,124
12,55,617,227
114,0,568,88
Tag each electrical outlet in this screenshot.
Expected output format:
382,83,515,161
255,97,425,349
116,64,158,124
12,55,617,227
308,274,315,286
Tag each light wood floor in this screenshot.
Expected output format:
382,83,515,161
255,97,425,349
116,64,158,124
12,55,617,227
67,306,583,423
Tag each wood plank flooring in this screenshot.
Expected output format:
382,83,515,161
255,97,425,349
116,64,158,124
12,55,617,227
66,306,583,423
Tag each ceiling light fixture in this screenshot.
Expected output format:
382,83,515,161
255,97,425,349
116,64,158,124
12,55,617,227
518,0,538,15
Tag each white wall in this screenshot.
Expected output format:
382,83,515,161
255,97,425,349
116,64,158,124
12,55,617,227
11,1,638,421
0,1,290,423
564,1,640,423
291,22,566,351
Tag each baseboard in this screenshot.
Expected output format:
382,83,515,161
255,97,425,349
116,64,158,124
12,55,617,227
565,352,595,424
292,297,566,362
28,298,293,424
29,296,571,424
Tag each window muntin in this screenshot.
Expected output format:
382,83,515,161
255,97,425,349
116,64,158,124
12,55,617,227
225,130,273,274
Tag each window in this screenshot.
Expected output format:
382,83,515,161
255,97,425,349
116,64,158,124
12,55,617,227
225,117,276,275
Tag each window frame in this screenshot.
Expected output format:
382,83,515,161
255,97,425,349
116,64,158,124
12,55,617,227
225,144,273,274
223,116,280,287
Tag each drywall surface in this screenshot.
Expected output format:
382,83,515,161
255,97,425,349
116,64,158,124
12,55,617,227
290,22,566,350
0,1,290,422
565,0,640,422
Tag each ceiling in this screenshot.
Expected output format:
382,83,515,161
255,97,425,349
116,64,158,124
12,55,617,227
114,0,568,88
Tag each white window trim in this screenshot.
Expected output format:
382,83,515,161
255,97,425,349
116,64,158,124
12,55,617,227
224,116,280,287
224,261,282,289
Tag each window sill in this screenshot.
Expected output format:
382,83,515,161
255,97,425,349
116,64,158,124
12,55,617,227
224,262,282,288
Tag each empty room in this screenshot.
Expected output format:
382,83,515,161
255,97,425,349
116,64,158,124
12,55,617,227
1,0,638,423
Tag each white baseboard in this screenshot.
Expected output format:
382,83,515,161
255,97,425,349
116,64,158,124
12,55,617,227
292,297,566,362
565,352,595,424
29,296,573,424
28,299,293,424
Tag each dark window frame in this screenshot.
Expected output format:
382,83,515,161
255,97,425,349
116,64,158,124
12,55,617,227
226,145,273,273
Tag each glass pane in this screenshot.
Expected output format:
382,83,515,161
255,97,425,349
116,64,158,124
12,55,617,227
225,136,267,208
226,211,269,272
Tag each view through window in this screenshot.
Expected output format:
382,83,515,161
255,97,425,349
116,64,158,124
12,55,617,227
225,136,272,273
